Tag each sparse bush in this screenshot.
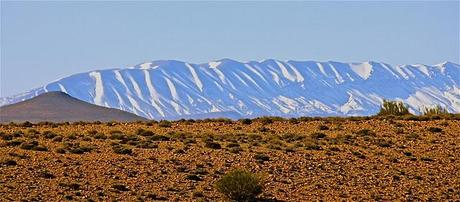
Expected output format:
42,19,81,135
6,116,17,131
254,154,270,163
38,170,56,179
240,119,252,125
420,156,433,162
87,130,98,135
52,136,63,142
69,146,94,154
377,100,411,116
257,127,270,133
355,129,375,137
56,147,66,154
375,138,392,147
186,174,203,181
227,142,240,148
0,132,13,140
67,133,78,140
59,182,81,190
91,133,107,139
258,117,274,125
136,128,155,136
5,140,23,147
112,145,132,155
394,128,404,134
216,169,263,201
21,121,33,127
112,184,129,191
318,125,329,130
1,159,17,166
228,146,243,154
110,133,126,140
280,133,305,142
136,141,158,149
310,132,326,139
205,141,221,149
406,133,419,140
149,135,170,141
422,105,449,116
158,120,172,128
12,131,24,138
427,127,443,133
288,118,299,124
305,143,322,150
43,131,57,139
20,140,47,151
27,129,40,135
352,151,366,159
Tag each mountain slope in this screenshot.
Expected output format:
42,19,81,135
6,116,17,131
1,60,459,119
0,92,147,122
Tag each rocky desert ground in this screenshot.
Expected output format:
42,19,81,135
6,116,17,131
0,116,459,201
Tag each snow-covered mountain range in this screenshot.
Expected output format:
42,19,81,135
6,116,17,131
1,59,459,119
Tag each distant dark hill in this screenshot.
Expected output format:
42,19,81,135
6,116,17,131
0,91,147,123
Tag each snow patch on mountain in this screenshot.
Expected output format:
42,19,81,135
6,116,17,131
1,59,459,119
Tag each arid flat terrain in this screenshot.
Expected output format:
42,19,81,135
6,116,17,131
0,117,459,201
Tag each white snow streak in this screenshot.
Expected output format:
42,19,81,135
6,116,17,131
89,71,104,105
143,70,165,117
186,63,203,92
350,62,373,80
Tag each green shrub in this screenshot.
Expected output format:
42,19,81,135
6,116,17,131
20,140,41,150
240,119,252,125
149,135,170,141
136,128,155,136
318,125,329,130
310,132,326,139
112,184,129,191
377,100,411,116
110,133,126,140
288,118,300,124
1,159,17,166
69,146,93,154
112,145,132,155
254,154,270,163
422,105,449,115
280,133,305,142
43,131,57,139
59,182,81,190
406,133,419,140
216,169,263,201
56,147,66,154
21,121,33,127
205,141,221,149
0,132,13,140
427,127,443,133
91,133,107,139
186,174,203,181
158,120,172,128
38,170,56,179
375,138,392,147
355,129,375,137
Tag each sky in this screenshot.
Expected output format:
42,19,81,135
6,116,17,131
1,1,459,97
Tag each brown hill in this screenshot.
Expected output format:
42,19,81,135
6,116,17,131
0,91,147,123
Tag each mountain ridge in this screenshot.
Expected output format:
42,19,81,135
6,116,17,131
1,59,459,119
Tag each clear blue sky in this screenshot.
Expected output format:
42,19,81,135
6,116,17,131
1,1,459,97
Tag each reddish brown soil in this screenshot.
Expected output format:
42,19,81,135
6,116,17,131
0,118,459,201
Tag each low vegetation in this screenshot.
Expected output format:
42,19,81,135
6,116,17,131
422,105,449,115
216,169,263,201
0,117,458,201
377,100,411,116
